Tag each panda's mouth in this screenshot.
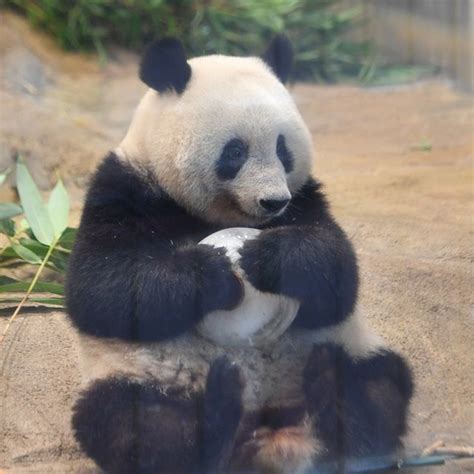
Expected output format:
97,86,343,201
232,198,289,225
209,191,278,226
228,195,275,221
237,195,292,222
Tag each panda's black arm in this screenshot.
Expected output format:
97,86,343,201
239,178,358,329
66,154,242,341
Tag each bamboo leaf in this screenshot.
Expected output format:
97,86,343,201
16,158,55,245
18,238,68,272
48,178,70,238
11,243,42,264
0,168,11,187
58,227,77,250
48,252,69,272
0,276,16,285
19,219,29,231
31,298,65,306
0,296,65,307
0,203,23,220
0,246,16,259
18,238,49,257
0,279,64,295
0,218,16,237
0,176,5,187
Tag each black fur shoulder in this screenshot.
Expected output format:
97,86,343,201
80,152,192,239
85,152,166,213
66,152,242,341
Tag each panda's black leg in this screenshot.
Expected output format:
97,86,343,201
303,343,413,460
72,376,202,474
202,356,245,472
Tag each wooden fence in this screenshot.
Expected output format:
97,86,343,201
347,0,473,91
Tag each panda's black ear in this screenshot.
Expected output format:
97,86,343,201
139,38,191,94
262,34,293,84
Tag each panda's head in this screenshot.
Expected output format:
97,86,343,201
119,35,313,226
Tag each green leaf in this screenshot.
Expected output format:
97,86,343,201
0,296,65,307
0,218,15,236
17,238,68,272
58,227,77,250
0,276,16,285
0,203,23,220
29,297,65,306
19,218,30,232
16,157,55,245
18,238,49,256
11,243,42,264
0,278,64,295
0,168,11,187
0,246,16,259
48,251,69,272
48,178,70,238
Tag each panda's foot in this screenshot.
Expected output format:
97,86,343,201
202,356,245,470
72,376,201,474
303,343,414,459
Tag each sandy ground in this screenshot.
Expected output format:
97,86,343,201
0,12,473,473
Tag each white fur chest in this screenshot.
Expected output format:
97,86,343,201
76,330,315,409
76,309,383,410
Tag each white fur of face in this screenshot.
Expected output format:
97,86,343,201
118,55,314,226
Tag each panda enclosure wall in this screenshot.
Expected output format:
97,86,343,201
345,0,474,92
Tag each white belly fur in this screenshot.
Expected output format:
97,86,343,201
75,309,384,410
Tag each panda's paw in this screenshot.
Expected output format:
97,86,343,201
303,344,414,457
302,343,342,409
304,344,340,376
203,356,244,468
195,245,244,312
215,268,245,312
205,356,244,428
238,232,282,294
206,356,245,403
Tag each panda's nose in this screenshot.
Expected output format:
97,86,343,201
259,198,290,213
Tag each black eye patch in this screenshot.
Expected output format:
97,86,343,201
276,134,294,173
215,138,249,180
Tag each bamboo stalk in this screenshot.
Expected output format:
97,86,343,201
0,237,59,344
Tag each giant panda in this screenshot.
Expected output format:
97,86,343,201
66,35,414,474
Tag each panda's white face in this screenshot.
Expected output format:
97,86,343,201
119,53,313,226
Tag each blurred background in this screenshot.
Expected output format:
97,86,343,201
5,0,377,81
3,0,474,89
0,1,473,473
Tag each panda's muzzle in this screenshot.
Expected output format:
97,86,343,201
259,198,290,213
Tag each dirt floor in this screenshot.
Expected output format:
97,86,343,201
0,12,473,473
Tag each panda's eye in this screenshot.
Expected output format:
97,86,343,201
222,139,247,161
229,147,243,159
276,134,294,173
277,134,287,155
216,138,249,180
277,136,285,155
